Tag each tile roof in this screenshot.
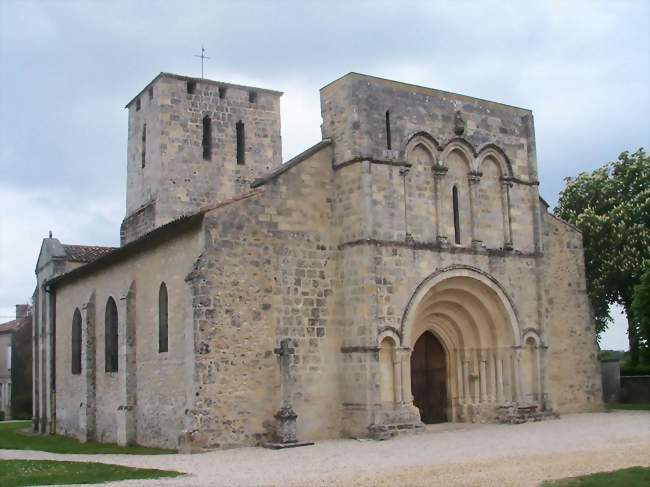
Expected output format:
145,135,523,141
49,190,262,289
0,319,19,334
62,245,117,263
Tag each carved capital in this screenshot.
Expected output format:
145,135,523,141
468,171,482,184
432,164,448,177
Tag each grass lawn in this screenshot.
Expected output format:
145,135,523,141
606,403,650,411
0,421,174,454
543,467,650,486
0,459,182,487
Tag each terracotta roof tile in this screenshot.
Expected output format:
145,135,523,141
0,319,18,334
62,245,117,263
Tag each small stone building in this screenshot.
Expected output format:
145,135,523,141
0,304,31,419
32,72,602,449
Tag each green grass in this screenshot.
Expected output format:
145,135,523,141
606,403,650,411
0,459,182,487
0,421,174,455
543,467,650,486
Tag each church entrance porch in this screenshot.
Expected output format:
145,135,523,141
411,332,447,424
368,267,546,438
401,268,537,424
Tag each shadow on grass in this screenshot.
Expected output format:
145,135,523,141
0,421,175,455
0,459,182,487
542,466,650,486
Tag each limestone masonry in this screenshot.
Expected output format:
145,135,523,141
32,72,602,450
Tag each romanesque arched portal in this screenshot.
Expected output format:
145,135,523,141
402,267,524,422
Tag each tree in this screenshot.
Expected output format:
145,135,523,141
632,264,650,363
555,149,650,365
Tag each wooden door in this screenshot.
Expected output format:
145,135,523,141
411,332,447,423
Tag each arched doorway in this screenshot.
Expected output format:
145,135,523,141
401,267,525,423
411,332,447,423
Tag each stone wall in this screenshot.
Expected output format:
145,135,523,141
541,213,602,412
54,228,202,448
186,144,343,448
321,74,542,256
123,74,283,244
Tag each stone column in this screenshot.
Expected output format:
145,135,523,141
116,283,137,446
394,347,409,404
468,172,482,249
479,354,488,403
79,293,96,442
472,350,480,402
433,165,449,246
401,348,414,404
456,352,464,404
511,348,523,403
463,352,474,403
488,350,497,402
501,180,514,249
496,351,505,403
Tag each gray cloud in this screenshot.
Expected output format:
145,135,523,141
1,0,648,348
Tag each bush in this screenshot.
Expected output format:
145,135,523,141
621,364,650,376
0,411,5,422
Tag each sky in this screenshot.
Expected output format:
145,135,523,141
0,0,648,350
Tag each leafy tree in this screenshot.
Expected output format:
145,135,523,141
555,148,650,365
632,264,650,362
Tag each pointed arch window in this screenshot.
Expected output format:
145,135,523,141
453,185,461,245
105,297,118,372
159,282,168,353
71,308,82,375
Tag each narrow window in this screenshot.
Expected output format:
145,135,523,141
71,308,82,375
148,87,153,100
453,186,461,245
105,297,118,372
236,120,245,165
141,124,147,168
385,110,392,150
187,80,196,94
159,283,168,353
135,98,141,111
219,86,227,99
248,90,257,103
202,116,211,161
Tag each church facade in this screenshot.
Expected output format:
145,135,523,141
32,72,602,450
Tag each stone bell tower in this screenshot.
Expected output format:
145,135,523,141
121,72,283,244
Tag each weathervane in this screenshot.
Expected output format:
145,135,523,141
194,46,210,79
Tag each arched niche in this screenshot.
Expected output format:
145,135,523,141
477,156,506,249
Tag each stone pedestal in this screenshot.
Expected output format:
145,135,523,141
264,406,314,449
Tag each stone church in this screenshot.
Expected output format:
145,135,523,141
32,72,602,450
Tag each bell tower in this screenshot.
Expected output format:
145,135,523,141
121,73,283,244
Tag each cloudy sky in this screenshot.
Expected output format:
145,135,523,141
1,0,648,349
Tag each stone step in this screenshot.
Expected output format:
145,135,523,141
368,421,425,440
496,404,559,425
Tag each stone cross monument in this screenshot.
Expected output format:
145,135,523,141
265,339,313,449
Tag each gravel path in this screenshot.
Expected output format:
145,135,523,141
1,411,648,486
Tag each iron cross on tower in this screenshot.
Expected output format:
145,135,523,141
194,46,210,79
